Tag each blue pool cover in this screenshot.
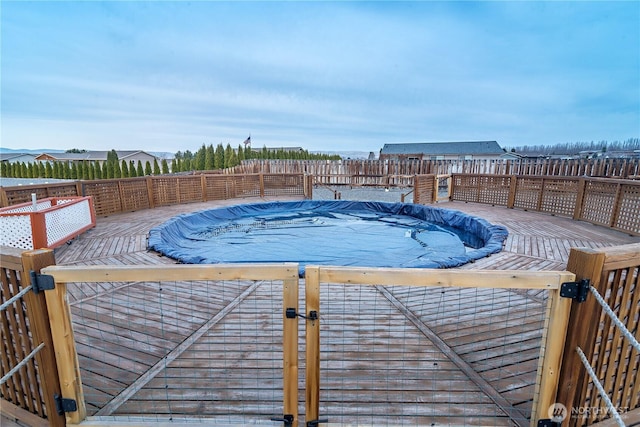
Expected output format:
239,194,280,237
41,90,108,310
148,200,508,274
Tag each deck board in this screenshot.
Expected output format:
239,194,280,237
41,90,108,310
50,197,639,425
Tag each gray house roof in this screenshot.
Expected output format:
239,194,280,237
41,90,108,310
381,141,504,156
36,150,157,161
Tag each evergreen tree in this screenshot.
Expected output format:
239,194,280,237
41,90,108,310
94,161,102,180
70,162,77,179
224,144,233,168
144,161,152,176
171,159,178,174
205,144,215,170
114,160,122,178
129,161,137,177
214,144,225,169
1,162,8,177
153,158,161,175
237,145,245,163
121,160,129,178
45,162,53,178
161,159,170,174
137,160,144,176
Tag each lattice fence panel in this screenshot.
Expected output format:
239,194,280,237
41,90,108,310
451,175,479,202
68,278,284,424
177,176,203,203
263,174,304,196
413,175,435,205
539,179,579,217
579,181,618,227
152,177,179,207
120,179,151,212
83,181,123,216
580,266,640,425
236,175,261,197
316,283,547,426
477,176,511,206
0,216,34,249
613,184,640,235
4,187,51,206
513,178,543,211
44,199,93,246
205,175,232,200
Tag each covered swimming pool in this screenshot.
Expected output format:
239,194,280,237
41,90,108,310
147,200,508,274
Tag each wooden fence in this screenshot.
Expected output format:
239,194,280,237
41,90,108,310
0,248,64,427
448,175,640,236
0,174,309,216
228,158,640,179
557,243,640,426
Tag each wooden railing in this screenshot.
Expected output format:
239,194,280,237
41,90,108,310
0,248,64,427
450,175,640,236
557,243,640,426
1,173,309,216
228,158,640,179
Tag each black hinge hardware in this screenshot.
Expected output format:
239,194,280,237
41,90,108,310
54,394,77,415
30,271,55,294
286,308,318,321
537,419,561,427
560,279,591,302
270,414,294,427
307,418,329,427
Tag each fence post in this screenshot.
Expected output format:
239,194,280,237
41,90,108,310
283,277,299,426
259,173,265,198
145,176,155,209
556,248,606,424
41,266,87,425
201,174,208,202
532,273,575,424
507,175,517,209
573,179,587,221
305,266,321,425
21,249,66,427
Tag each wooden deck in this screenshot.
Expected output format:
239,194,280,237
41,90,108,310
49,196,639,426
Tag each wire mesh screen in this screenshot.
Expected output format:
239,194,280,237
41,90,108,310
67,277,284,424
316,283,549,426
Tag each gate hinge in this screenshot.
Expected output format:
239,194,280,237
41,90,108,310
537,419,561,427
54,394,77,415
307,418,329,426
270,414,294,427
286,308,318,321
30,271,55,294
560,279,590,302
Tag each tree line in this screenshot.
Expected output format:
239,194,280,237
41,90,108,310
506,138,639,155
0,144,341,180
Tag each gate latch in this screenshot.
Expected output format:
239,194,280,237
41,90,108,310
54,394,77,415
286,308,317,321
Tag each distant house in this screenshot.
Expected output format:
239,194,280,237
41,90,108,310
0,153,38,164
252,146,304,153
35,150,159,166
379,141,506,161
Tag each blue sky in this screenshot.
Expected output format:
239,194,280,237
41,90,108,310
1,1,638,154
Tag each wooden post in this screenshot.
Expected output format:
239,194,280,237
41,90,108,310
201,174,208,202
145,176,155,209
259,173,265,198
41,267,87,425
21,249,66,427
531,272,575,425
573,178,587,221
609,183,623,228
507,175,517,209
305,266,321,425
555,248,606,425
283,277,299,427
75,181,83,197
30,212,48,249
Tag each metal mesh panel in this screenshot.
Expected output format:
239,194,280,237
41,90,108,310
317,283,548,426
68,278,284,424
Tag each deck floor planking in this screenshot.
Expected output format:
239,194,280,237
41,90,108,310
48,196,639,426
